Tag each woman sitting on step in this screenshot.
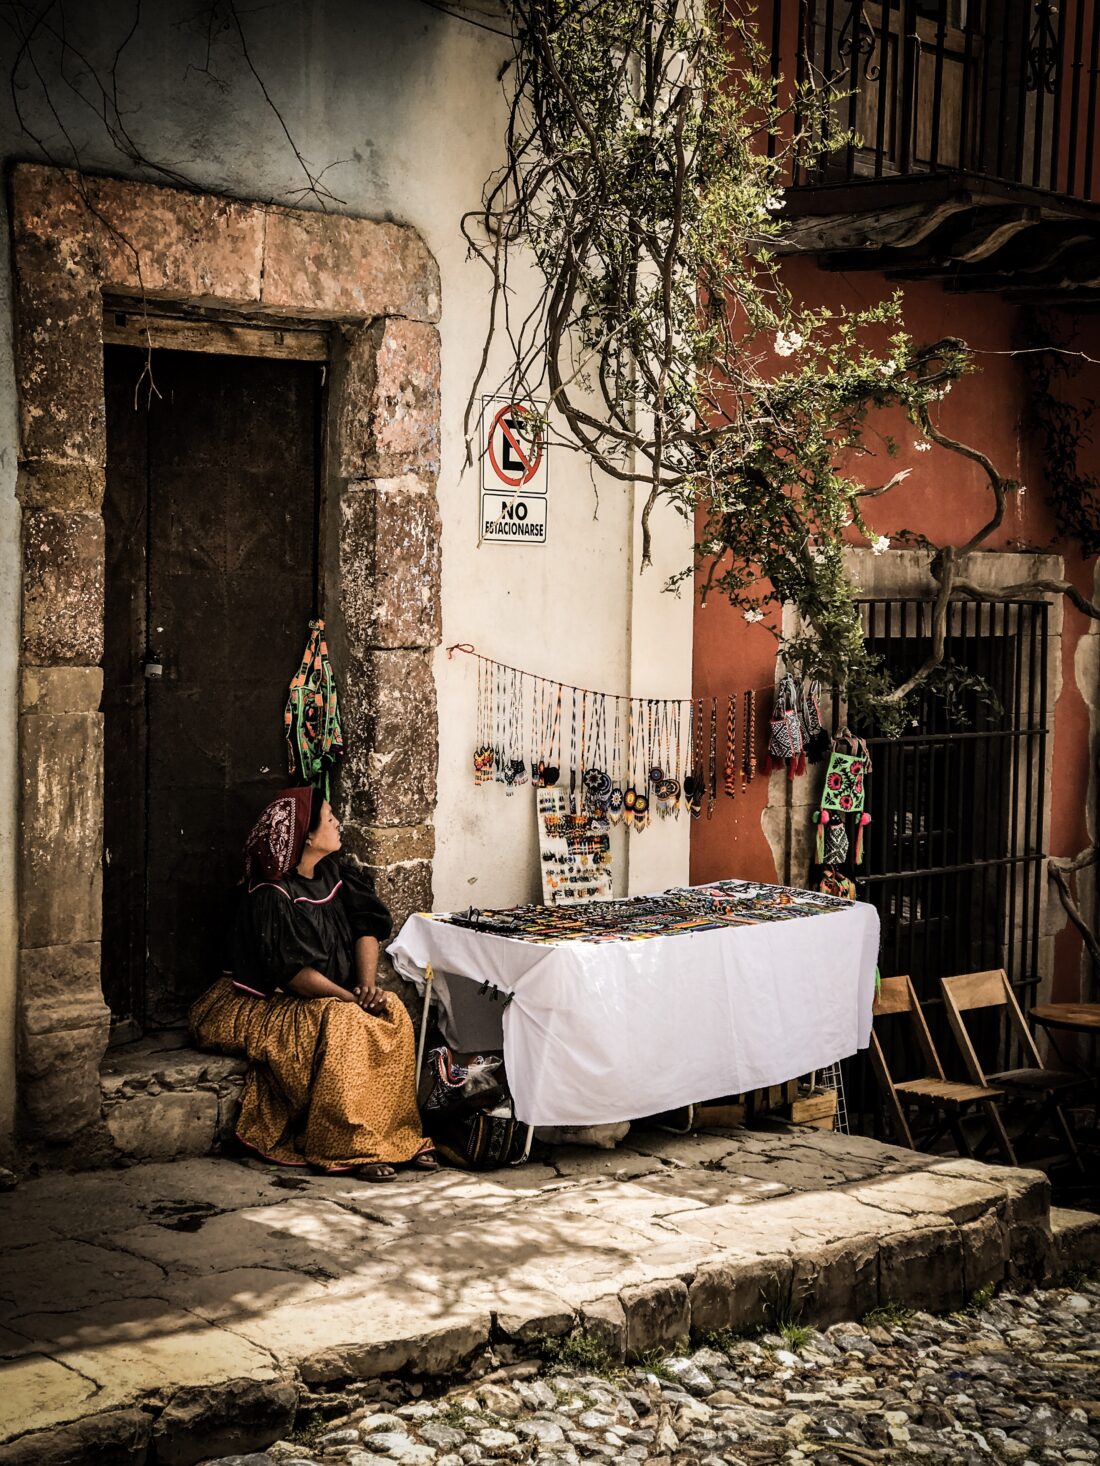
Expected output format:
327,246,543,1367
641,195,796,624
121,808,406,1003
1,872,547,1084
190,786,437,1182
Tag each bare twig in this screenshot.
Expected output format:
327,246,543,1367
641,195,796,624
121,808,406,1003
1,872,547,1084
1048,848,1100,978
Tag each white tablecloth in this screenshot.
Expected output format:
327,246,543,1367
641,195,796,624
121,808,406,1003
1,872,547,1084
389,888,880,1127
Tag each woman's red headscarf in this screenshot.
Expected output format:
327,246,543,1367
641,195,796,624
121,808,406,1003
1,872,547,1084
245,787,317,883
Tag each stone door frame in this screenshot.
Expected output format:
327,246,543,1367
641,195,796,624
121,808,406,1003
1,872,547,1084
11,165,441,1151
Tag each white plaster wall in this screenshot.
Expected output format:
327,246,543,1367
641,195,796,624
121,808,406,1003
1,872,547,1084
0,0,694,1134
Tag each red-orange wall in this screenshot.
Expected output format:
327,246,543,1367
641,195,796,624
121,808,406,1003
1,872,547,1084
691,258,1100,1000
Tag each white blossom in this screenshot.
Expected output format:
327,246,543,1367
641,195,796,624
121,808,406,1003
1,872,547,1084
870,534,891,556
764,192,784,212
774,329,804,358
742,607,765,624
877,361,899,377
810,545,830,565
913,439,932,452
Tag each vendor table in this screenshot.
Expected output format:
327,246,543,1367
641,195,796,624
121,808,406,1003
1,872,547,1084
389,880,880,1128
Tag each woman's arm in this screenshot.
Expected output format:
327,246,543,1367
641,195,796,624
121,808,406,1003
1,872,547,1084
352,936,388,1015
285,960,388,1013
285,967,360,1002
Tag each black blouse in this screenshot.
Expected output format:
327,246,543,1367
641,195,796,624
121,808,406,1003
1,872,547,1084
232,856,392,998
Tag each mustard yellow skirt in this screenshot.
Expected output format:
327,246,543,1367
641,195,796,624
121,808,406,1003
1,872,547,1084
190,976,429,1169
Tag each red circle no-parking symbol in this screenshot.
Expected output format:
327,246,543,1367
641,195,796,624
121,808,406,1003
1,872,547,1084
488,403,544,488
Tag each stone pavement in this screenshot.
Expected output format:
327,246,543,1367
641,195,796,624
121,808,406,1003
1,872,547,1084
0,1123,1097,1465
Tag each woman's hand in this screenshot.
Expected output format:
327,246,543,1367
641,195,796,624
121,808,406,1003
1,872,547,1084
353,984,388,1016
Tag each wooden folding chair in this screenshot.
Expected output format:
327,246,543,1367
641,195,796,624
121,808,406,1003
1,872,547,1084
870,975,1014,1162
940,969,1083,1172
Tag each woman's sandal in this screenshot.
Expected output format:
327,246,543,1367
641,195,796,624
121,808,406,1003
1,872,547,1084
409,1150,441,1173
353,1162,399,1183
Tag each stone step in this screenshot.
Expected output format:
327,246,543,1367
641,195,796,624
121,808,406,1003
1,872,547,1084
100,1032,245,1162
1048,1205,1100,1282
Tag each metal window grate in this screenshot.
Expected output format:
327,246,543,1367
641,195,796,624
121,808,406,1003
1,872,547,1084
837,596,1050,1131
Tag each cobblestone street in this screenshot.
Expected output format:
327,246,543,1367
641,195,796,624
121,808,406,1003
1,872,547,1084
217,1278,1100,1466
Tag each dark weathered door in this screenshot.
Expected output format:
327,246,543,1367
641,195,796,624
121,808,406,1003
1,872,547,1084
103,345,322,1031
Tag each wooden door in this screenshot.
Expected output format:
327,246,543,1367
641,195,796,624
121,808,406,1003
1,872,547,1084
103,345,322,1032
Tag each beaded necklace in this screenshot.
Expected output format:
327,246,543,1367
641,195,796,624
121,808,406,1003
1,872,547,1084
707,697,718,819
724,694,737,797
474,656,493,783
608,698,624,823
743,688,756,789
690,697,704,817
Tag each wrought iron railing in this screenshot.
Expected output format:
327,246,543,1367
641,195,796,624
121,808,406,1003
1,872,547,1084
770,1,1100,202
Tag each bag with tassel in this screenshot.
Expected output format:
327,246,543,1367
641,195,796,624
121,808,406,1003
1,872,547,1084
764,675,806,779
813,728,873,867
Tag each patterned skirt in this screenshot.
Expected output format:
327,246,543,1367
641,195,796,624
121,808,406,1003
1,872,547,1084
190,976,430,1169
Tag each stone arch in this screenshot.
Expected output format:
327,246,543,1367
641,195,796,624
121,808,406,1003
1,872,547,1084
11,165,441,1151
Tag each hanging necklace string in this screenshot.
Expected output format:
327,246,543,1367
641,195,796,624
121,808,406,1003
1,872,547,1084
725,694,737,797
707,697,718,819
448,646,771,803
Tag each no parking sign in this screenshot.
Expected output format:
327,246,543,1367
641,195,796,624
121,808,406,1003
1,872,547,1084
480,396,548,545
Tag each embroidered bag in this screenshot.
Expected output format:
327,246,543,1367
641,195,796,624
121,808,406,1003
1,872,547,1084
418,1046,505,1118
817,866,857,900
813,728,873,866
765,676,806,778
431,1103,528,1170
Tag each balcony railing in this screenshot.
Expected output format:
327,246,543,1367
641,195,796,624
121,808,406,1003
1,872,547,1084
771,1,1100,203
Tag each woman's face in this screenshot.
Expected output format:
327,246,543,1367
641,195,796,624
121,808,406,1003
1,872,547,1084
307,799,343,858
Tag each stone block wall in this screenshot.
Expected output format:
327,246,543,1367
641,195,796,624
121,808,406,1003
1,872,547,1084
9,164,442,1158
